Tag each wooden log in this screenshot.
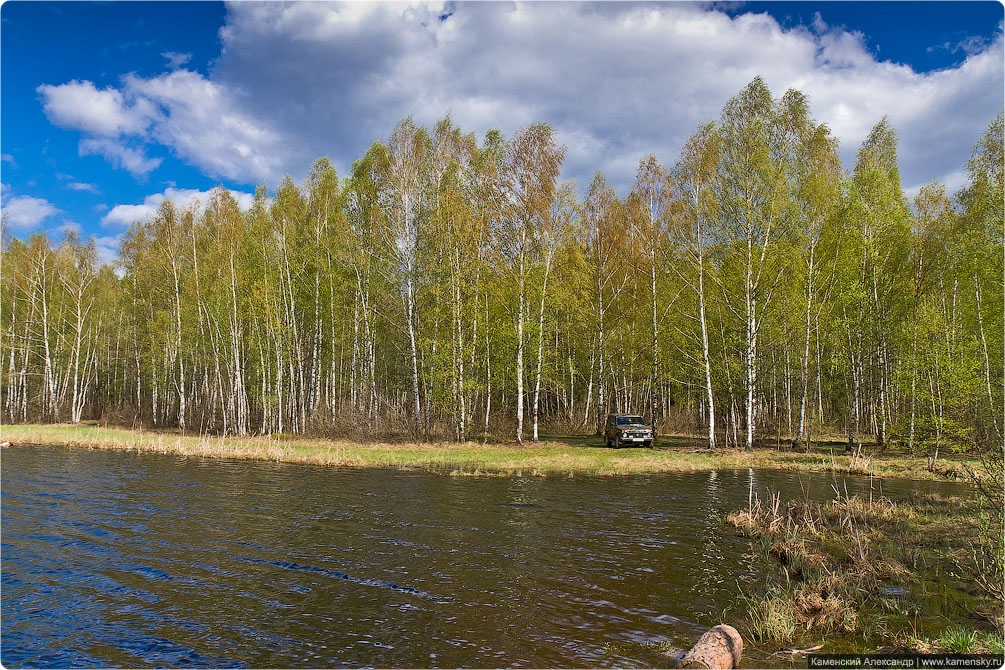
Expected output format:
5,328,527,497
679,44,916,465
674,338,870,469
679,624,743,669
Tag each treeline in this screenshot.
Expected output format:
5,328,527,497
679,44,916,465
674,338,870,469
2,79,1002,452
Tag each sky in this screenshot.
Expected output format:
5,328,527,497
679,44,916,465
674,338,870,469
2,1,1003,264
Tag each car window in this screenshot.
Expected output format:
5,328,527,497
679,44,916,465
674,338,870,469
616,416,645,425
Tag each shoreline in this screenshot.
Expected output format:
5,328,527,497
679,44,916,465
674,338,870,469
0,424,977,481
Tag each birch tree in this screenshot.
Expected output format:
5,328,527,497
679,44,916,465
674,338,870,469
672,123,721,448
502,123,564,443
2,101,999,451
631,156,671,435
845,118,912,451
791,119,842,450
386,118,430,430
713,79,800,450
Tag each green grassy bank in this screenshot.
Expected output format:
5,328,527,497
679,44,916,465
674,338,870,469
0,423,978,479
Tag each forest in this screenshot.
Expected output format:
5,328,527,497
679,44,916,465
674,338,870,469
2,78,1002,456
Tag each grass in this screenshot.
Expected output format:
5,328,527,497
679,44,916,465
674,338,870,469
938,628,979,654
0,423,980,479
888,628,1005,655
727,486,1003,654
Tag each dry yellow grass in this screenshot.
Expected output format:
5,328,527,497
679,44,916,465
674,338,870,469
0,423,974,479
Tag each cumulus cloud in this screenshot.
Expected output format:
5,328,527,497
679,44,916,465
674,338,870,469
36,2,1004,193
1,153,16,168
101,186,255,230
2,195,60,231
210,1,1005,192
39,71,286,183
122,70,288,183
67,181,100,193
38,80,154,137
792,15,1004,193
79,138,162,178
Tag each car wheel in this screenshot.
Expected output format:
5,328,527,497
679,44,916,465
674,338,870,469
644,440,653,449
605,434,611,448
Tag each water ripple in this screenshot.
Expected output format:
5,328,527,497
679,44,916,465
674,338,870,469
1,443,971,668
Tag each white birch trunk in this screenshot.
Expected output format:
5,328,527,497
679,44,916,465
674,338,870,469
697,216,715,449
795,245,815,449
516,247,526,444
532,245,553,442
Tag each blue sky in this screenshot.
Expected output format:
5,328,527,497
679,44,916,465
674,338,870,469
2,1,1003,263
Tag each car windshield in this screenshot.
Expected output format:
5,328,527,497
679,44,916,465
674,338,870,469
617,416,645,425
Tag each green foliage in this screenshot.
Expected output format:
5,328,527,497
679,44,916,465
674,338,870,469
1,92,1001,452
938,628,978,654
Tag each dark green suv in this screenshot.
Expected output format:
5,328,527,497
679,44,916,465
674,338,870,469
604,414,654,448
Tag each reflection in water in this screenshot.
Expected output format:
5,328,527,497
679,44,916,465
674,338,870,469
1,444,970,668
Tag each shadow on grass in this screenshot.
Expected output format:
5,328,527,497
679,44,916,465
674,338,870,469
538,433,710,451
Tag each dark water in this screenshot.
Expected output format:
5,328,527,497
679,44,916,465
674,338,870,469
1,444,972,668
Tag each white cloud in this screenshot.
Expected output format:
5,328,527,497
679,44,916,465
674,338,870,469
67,181,100,193
101,186,255,230
92,234,123,265
100,203,153,230
1,154,16,168
205,1,1004,192
162,51,192,69
1,195,60,231
38,80,154,137
55,220,82,236
38,70,288,183
35,3,1004,194
791,17,1004,192
122,70,288,183
79,138,162,178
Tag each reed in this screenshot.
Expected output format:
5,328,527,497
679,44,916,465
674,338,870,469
727,486,1001,651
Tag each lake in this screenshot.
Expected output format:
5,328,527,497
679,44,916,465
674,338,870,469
1,443,972,668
